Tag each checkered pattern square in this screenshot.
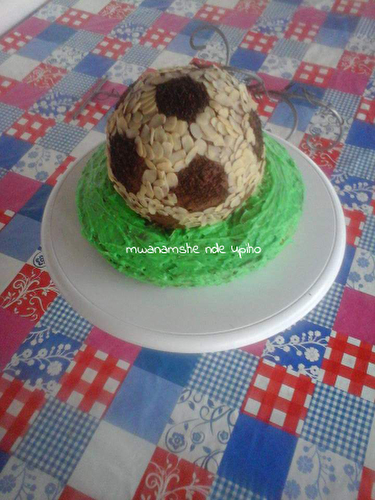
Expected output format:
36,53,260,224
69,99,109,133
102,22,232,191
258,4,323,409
343,208,366,245
53,71,97,98
187,350,259,409
65,100,111,130
256,94,278,119
301,381,375,463
38,122,88,154
140,26,177,50
39,295,92,342
6,112,55,143
0,209,15,230
319,331,375,402
14,397,99,484
359,215,375,254
0,31,32,54
305,283,344,329
92,36,131,59
23,62,67,90
65,30,104,52
242,359,315,436
285,21,321,43
356,97,375,124
209,476,266,500
0,373,45,453
337,144,375,181
122,44,159,67
333,0,367,16
240,31,277,53
272,39,309,61
295,62,334,87
195,5,228,24
0,103,23,134
0,76,17,96
56,8,92,28
55,343,129,418
324,88,361,119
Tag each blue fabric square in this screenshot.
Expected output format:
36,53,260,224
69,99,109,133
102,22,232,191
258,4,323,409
231,48,267,72
271,101,316,132
37,24,76,44
335,244,356,285
74,53,114,77
253,16,289,38
187,350,259,408
346,120,375,150
277,0,302,4
359,215,375,254
140,0,173,11
336,144,375,181
0,104,23,134
289,81,326,101
219,414,297,499
167,34,199,56
262,320,331,380
31,91,76,122
315,27,352,48
209,476,266,500
323,13,359,33
125,7,162,26
305,282,344,329
332,174,375,211
214,25,246,52
122,44,160,66
14,398,99,484
110,21,148,44
181,19,215,40
323,89,361,119
0,135,32,170
104,366,182,444
272,39,308,60
4,326,81,394
38,123,88,154
301,382,375,464
0,214,40,261
65,31,104,52
53,71,97,98
39,295,92,342
19,184,53,222
261,1,297,19
134,348,199,387
0,450,9,473
18,38,60,61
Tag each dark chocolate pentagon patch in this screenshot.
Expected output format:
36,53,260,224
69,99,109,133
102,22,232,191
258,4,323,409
155,76,209,123
109,132,146,194
249,109,264,161
173,155,228,212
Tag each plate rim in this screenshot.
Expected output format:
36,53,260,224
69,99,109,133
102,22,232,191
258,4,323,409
41,133,346,353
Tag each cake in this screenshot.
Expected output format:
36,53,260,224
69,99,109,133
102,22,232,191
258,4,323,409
77,65,304,287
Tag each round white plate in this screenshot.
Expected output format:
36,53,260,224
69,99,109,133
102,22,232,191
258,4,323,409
42,133,345,353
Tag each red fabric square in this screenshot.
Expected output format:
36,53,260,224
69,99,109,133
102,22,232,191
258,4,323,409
0,172,41,213
234,0,268,16
5,112,55,143
0,31,32,54
256,94,278,119
0,309,33,372
65,100,111,129
133,447,214,500
241,359,315,436
0,373,45,452
55,343,129,418
342,208,366,246
0,82,47,110
285,21,320,43
319,331,375,401
332,0,367,16
98,1,135,19
0,263,59,324
240,30,277,53
80,15,119,35
140,27,178,50
299,135,344,178
0,209,15,230
56,8,92,28
92,36,131,59
358,466,375,500
46,156,76,186
295,62,334,88
59,485,95,500
334,287,375,345
23,62,67,90
356,97,375,124
195,5,229,23
338,51,375,77
0,76,17,96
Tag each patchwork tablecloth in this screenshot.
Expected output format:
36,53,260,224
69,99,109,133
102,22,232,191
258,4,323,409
1,0,375,498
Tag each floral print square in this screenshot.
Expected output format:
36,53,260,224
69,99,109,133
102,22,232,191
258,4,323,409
307,109,353,144
262,321,331,380
167,0,204,19
158,388,239,473
107,61,145,85
332,173,375,214
348,248,375,296
283,439,361,500
260,54,300,79
13,145,67,182
45,45,86,71
0,457,62,499
4,319,81,395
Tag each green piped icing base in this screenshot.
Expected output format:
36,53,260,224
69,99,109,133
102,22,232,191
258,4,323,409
76,134,304,287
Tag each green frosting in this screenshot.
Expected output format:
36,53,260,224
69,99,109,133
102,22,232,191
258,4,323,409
76,134,304,287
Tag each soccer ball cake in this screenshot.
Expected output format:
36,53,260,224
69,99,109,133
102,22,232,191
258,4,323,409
106,65,266,229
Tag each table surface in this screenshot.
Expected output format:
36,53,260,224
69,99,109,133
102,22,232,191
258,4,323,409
0,0,375,499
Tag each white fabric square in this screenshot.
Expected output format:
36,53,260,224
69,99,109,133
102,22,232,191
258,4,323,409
336,375,350,392
117,359,130,370
6,399,24,417
0,55,39,80
74,0,109,13
206,0,239,7
103,377,120,394
151,50,192,70
361,386,375,403
341,353,357,369
254,374,269,391
0,255,24,294
270,408,286,426
94,350,108,361
244,398,261,416
90,401,107,419
303,44,344,67
347,336,361,346
279,383,294,401
68,421,155,500
67,391,84,407
82,367,97,383
367,363,375,377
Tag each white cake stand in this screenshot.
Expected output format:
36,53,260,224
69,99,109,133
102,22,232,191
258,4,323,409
41,133,345,353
